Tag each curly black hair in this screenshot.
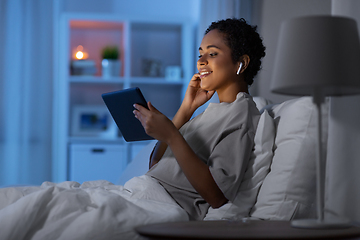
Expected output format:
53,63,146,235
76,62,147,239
205,18,266,86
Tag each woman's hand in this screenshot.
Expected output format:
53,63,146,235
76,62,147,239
133,102,178,144
142,73,216,170
182,73,215,114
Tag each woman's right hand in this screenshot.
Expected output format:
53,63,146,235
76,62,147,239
147,73,215,168
182,73,215,114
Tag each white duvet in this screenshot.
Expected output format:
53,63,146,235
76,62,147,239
0,175,189,240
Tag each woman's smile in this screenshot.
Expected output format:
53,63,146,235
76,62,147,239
199,71,212,79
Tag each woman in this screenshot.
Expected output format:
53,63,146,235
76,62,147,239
0,18,266,240
133,18,266,220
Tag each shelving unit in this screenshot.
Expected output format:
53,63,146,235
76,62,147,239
52,13,194,183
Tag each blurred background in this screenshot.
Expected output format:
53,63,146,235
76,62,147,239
0,0,358,190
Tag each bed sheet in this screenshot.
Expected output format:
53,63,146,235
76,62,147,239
0,175,188,240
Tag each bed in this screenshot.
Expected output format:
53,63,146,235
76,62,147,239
0,96,325,240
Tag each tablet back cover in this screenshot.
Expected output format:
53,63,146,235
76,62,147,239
102,87,154,142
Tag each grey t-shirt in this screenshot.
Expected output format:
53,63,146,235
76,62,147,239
146,92,260,220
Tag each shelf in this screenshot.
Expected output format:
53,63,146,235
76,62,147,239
130,22,182,78
129,77,183,85
69,75,125,83
53,13,193,183
69,136,125,144
69,19,125,77
69,76,183,86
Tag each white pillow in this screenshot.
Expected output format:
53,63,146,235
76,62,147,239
250,97,328,220
117,141,157,185
204,109,275,220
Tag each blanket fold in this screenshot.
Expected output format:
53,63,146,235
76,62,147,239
0,175,188,240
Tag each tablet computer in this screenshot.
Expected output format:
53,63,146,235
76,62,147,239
102,87,154,142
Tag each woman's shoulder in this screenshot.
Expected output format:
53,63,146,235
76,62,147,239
227,92,261,130
231,92,259,113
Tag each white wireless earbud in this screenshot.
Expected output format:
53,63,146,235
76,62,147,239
237,62,243,75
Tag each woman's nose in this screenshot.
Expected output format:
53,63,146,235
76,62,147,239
197,55,207,66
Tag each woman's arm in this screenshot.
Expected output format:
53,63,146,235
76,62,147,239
148,73,215,168
133,73,228,208
148,101,196,168
133,101,228,208
165,128,229,208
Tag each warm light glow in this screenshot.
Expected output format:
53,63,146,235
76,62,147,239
76,51,84,59
73,45,88,60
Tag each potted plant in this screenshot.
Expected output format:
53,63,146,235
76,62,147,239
101,45,121,78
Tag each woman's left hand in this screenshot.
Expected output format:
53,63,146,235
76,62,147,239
133,102,178,143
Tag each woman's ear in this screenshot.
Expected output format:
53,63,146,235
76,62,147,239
237,54,250,74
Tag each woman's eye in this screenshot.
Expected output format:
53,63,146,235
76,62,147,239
198,52,217,59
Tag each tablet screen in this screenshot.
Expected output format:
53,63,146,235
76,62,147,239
102,87,154,142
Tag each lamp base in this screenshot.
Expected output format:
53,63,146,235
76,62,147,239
291,219,353,229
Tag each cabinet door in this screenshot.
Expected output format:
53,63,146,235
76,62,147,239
69,143,126,184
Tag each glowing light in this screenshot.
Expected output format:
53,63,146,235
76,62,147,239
76,51,84,59
73,45,88,60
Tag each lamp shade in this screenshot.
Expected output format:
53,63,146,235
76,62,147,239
271,16,360,96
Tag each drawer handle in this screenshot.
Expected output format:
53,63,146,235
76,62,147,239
92,148,105,153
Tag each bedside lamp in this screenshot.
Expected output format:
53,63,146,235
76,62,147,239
271,15,360,228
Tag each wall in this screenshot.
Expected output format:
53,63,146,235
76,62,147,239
251,0,332,103
326,0,360,222
61,0,336,104
61,0,200,23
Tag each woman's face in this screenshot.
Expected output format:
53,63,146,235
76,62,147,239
197,29,239,92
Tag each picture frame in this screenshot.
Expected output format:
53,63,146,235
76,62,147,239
71,105,117,138
165,66,182,82
142,58,162,77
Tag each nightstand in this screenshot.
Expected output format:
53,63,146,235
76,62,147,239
136,219,360,240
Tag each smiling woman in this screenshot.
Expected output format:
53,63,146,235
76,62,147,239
0,17,266,240
134,18,266,220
